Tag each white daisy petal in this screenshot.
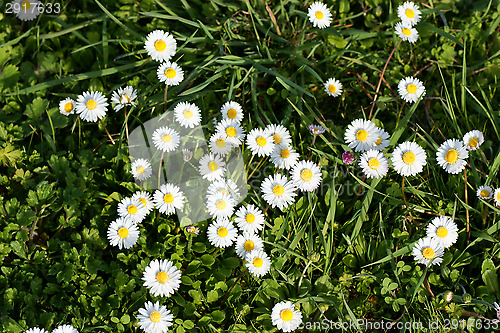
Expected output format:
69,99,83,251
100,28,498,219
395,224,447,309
324,78,343,97
59,98,76,116
234,204,265,234
131,191,155,215
174,102,202,128
391,141,427,176
75,91,108,122
245,249,271,277
290,160,322,192
131,158,152,181
494,188,500,207
153,183,185,215
270,145,299,170
136,301,174,333
220,101,244,123
264,124,292,148
209,132,235,156
107,218,140,250
476,185,493,200
394,22,419,43
199,153,226,181
206,192,235,219
412,237,445,266
426,216,458,249
12,0,41,21
398,76,425,103
144,30,177,62
436,139,469,174
207,178,241,202
261,174,297,211
397,1,422,26
344,119,378,152
111,86,137,112
207,218,238,248
463,130,484,151
117,197,147,223
372,127,390,151
307,2,332,29
271,301,303,333
215,119,246,145
359,149,389,179
157,61,184,86
182,148,193,162
142,259,182,297
246,128,274,157
25,328,49,333
235,232,264,259
152,126,180,152
52,325,79,333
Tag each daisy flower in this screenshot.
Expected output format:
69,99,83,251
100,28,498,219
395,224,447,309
137,301,174,333
372,127,390,151
75,91,108,122
391,141,427,176
307,2,332,29
397,1,422,26
131,191,155,216
324,78,342,97
142,259,181,297
131,158,152,181
209,132,235,156
111,86,137,112
207,218,238,248
477,185,493,200
220,101,244,123
207,178,241,201
261,174,297,211
117,197,147,223
59,98,75,116
199,153,226,181
215,119,246,145
174,102,202,128
206,192,235,220
52,325,79,333
234,204,265,234
308,125,326,135
426,216,458,249
246,128,274,157
235,232,264,259
245,249,271,277
144,30,177,62
436,139,469,174
271,301,303,333
107,217,140,250
270,145,299,170
463,130,484,151
12,0,41,21
265,124,292,147
342,151,355,165
24,328,48,333
290,160,322,192
152,126,180,153
398,76,425,103
182,148,193,162
495,188,500,207
359,149,389,179
394,22,419,43
344,118,378,152
186,226,200,235
412,237,445,266
153,183,185,215
157,61,184,86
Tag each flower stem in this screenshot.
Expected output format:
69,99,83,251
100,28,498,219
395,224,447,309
124,105,130,143
164,85,169,111
99,118,115,145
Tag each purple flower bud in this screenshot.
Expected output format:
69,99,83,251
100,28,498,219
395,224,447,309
342,151,355,165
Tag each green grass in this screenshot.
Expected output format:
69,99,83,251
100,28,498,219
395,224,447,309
1,0,500,332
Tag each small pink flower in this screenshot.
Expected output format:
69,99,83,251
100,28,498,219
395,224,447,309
342,151,355,165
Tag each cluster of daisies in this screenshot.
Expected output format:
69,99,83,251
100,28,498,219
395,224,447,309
476,184,500,206
343,118,487,179
412,216,458,266
394,1,421,43
23,324,79,333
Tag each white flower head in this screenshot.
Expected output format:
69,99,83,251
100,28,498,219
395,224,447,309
111,86,137,111
12,0,41,21
117,197,147,223
271,301,303,333
270,145,300,170
52,325,79,333
235,232,264,259
265,124,292,148
324,78,343,97
215,119,246,145
142,259,182,297
372,127,390,151
131,158,152,181
209,132,235,157
144,30,177,62
463,130,484,151
245,249,271,277
153,183,185,215
199,153,226,182
344,118,378,152
131,191,155,215
246,128,275,157
359,149,389,179
477,185,493,200
207,218,238,248
412,237,445,266
234,204,265,234
395,22,419,43
182,148,193,162
75,91,108,122
207,178,241,202
136,301,174,333
398,76,425,103
220,101,244,123
290,160,322,192
107,217,139,250
152,126,180,153
59,98,76,116
307,2,332,29
174,101,202,128
157,61,184,86
25,328,49,333
436,139,469,174
261,174,297,211
426,216,458,249
495,188,500,207
397,1,422,26
391,141,427,176
206,191,235,220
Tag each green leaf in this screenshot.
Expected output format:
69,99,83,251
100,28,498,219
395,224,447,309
201,254,215,266
210,310,225,323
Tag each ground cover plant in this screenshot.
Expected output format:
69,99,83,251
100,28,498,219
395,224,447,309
1,0,500,332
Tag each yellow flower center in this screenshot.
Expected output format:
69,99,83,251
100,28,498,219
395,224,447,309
281,149,290,158
149,311,162,323
245,213,255,223
406,83,417,94
315,11,324,19
300,169,313,182
217,227,228,237
21,1,31,10
375,136,382,145
402,151,416,165
436,227,448,238
216,200,226,210
480,190,490,198
227,108,237,119
368,158,380,170
256,136,267,147
216,139,226,148
219,189,229,196
328,84,336,93
497,192,500,201
118,227,129,239
154,40,166,51
209,161,218,171
86,99,97,110
136,166,146,174
156,271,169,284
272,134,281,144
422,247,435,260
272,185,285,196
445,149,458,164
165,68,176,79
469,138,479,148
244,240,255,252
163,193,174,204
127,205,138,215
405,8,415,18
183,110,193,118
121,94,131,104
280,309,294,322
402,28,412,36
161,134,172,142
226,127,237,137
356,129,368,142
253,257,263,268
64,102,73,112
139,198,147,206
